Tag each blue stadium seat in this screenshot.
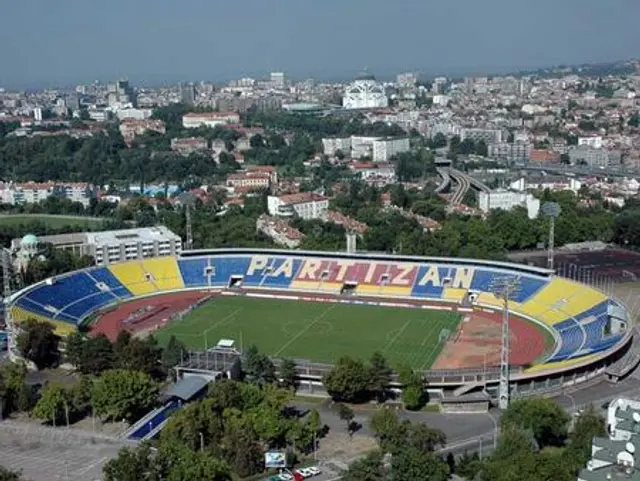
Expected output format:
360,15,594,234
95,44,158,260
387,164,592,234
58,292,118,320
16,296,78,324
89,268,132,299
178,258,210,288
550,322,585,362
470,270,547,303
210,256,252,286
410,266,448,299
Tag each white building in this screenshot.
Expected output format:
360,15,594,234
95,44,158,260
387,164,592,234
478,190,540,219
182,112,241,129
116,108,154,121
343,74,388,110
0,181,95,207
270,72,285,88
322,137,352,156
11,226,182,266
33,108,43,122
267,192,329,220
509,176,583,193
461,128,503,144
372,138,410,162
432,95,451,106
578,136,603,149
578,398,640,481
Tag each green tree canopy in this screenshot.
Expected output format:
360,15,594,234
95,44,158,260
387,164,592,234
15,319,60,370
92,369,158,423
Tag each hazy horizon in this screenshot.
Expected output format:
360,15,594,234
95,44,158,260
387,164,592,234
2,0,639,90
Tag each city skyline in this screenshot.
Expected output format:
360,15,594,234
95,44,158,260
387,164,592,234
2,0,640,89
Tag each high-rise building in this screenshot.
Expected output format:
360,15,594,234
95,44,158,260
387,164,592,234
180,82,196,105
270,72,285,88
33,108,43,122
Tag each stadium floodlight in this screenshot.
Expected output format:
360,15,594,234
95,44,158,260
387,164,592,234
541,202,561,271
489,275,521,410
178,192,197,251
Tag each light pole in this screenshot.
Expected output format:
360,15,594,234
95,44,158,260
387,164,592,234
491,276,520,410
542,201,561,272
487,409,499,450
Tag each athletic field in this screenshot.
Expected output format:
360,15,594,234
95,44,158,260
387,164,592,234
154,296,462,370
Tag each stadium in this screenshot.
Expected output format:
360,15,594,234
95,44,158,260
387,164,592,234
5,248,637,401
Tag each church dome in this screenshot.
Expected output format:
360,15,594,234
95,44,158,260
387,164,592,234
21,234,39,246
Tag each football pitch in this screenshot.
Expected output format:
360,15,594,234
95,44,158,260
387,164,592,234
154,295,462,370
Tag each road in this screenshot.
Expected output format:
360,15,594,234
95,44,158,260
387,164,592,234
296,371,640,468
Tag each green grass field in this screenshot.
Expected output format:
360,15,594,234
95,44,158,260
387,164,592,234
0,214,106,229
154,296,462,370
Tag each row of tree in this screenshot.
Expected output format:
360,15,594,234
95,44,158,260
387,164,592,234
343,396,606,481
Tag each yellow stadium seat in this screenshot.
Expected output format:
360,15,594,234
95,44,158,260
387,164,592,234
11,307,76,336
518,278,606,326
141,257,184,292
108,258,183,296
443,287,467,302
525,354,599,373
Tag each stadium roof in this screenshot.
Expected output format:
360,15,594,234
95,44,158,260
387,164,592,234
165,376,210,401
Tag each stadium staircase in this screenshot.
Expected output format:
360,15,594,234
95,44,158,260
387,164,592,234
452,381,484,397
120,399,182,441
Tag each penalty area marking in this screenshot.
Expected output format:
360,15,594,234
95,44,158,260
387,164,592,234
274,304,337,356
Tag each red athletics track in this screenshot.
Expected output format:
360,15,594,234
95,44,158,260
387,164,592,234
88,289,550,369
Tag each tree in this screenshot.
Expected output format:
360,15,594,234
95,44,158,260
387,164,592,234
397,364,425,410
103,442,159,481
162,335,187,370
0,467,24,481
77,334,114,375
368,352,392,402
117,336,163,379
370,408,407,452
15,319,60,369
278,358,297,389
31,382,71,425
64,331,85,368
343,451,385,481
336,403,355,435
323,356,371,403
501,397,570,448
392,447,449,481
567,405,606,467
0,362,31,416
409,422,446,452
161,398,223,451
92,369,158,423
243,345,276,386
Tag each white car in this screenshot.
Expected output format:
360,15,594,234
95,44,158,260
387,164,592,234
307,466,321,476
279,474,293,481
296,468,314,478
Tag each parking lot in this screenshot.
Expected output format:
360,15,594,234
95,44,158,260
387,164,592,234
0,421,130,481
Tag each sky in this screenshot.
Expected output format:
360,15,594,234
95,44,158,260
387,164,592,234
1,0,639,89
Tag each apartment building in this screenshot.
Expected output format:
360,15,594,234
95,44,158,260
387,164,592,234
267,192,329,220
487,142,531,163
372,138,411,162
226,171,271,190
182,112,241,129
119,119,166,144
170,137,208,155
0,181,96,207
460,127,503,144
478,190,540,219
569,146,622,168
322,137,352,156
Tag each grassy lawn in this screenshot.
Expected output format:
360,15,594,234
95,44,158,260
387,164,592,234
155,296,462,370
0,214,107,229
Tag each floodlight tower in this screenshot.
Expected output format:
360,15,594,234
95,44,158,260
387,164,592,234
491,276,520,410
542,201,561,271
178,192,197,251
